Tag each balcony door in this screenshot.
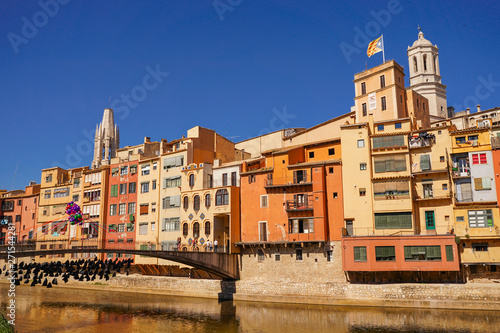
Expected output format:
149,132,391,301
259,221,267,242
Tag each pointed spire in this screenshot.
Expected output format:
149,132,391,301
91,108,119,169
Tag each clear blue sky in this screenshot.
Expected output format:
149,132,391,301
1,0,499,190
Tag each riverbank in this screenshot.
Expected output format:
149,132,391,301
4,274,500,311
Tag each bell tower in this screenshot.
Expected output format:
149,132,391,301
407,28,447,119
91,108,120,169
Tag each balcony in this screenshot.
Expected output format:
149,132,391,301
409,134,435,149
265,173,312,189
452,169,471,178
492,137,500,150
286,197,314,212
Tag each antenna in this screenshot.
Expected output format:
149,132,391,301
418,24,421,32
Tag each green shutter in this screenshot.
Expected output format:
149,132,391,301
404,246,412,259
445,245,454,261
140,245,147,251
394,135,405,146
129,214,134,222
373,137,382,148
110,185,118,197
420,154,430,171
354,247,367,262
426,246,441,259
374,159,386,173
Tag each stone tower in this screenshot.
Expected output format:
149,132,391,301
91,108,119,169
407,28,447,118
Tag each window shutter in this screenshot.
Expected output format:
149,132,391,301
474,178,483,190
374,159,386,173
394,135,405,146
420,155,430,171
472,154,479,165
480,153,487,164
140,205,148,215
404,247,412,259
445,245,454,261
482,177,491,190
111,185,118,197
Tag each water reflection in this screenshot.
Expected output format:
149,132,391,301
1,284,499,332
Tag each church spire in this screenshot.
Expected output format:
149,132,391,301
92,108,119,169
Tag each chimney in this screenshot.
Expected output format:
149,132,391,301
368,113,374,132
144,137,150,143
477,104,481,113
466,107,470,115
213,159,221,167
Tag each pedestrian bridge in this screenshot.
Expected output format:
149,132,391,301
0,245,240,280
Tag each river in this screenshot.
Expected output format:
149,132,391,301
2,283,500,332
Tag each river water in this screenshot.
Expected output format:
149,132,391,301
2,283,500,333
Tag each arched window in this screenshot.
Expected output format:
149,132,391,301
189,174,195,187
205,221,211,236
193,222,200,238
183,196,189,210
216,189,229,206
423,54,427,71
182,223,188,237
193,195,200,210
205,193,211,207
413,56,418,73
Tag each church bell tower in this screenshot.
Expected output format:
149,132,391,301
91,108,120,169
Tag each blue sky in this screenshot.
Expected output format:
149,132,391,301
1,0,499,190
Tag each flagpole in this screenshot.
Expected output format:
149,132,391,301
382,34,386,63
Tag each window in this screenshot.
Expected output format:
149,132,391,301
357,139,365,148
326,250,332,262
119,203,126,215
423,54,427,71
296,248,303,261
193,195,200,210
72,194,79,202
127,223,134,232
289,218,314,234
259,221,267,241
119,183,127,195
118,224,125,232
216,189,229,206
468,209,494,228
374,155,406,173
309,151,315,158
423,183,433,198
425,211,435,230
162,217,180,232
275,254,281,261
182,223,188,237
375,212,412,229
446,245,454,262
248,175,256,184
328,148,335,156
260,195,268,208
329,167,334,174
231,172,237,186
293,170,308,184
163,156,184,169
258,249,265,262
442,183,448,191
163,176,181,188
456,216,464,222
73,179,80,188
471,153,487,165
204,221,211,235
404,246,441,261
128,202,136,214
139,223,148,235
139,204,148,215
381,97,387,111
360,163,367,170
474,177,491,190
359,188,366,196
109,204,117,216
377,124,384,131
472,243,488,252
152,180,157,190
361,82,366,95
189,174,195,187
110,185,118,197
375,246,396,261
112,167,119,176
205,194,211,207
440,156,445,163
380,75,385,88
354,246,367,262
420,154,431,171
141,164,150,176
45,174,52,183
140,182,149,193
129,182,136,194
222,173,228,186
333,192,338,199
183,196,189,209
395,122,402,129
120,166,128,175
423,102,426,111
54,187,70,198
362,103,367,117
153,162,157,170
456,136,466,144
130,164,137,174
193,222,200,238
15,215,21,222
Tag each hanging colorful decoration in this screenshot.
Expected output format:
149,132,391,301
66,201,83,225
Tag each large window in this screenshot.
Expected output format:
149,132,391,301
375,212,412,229
259,221,267,242
140,182,149,193
128,202,136,214
163,156,184,169
216,189,229,206
120,166,128,175
129,182,136,194
109,204,117,216
183,196,189,209
468,209,494,228
373,181,409,200
162,196,181,209
404,246,441,261
474,177,491,190
141,164,150,176
54,187,70,198
182,223,188,237
139,223,148,235
372,135,405,149
288,218,314,234
374,155,406,173
205,194,211,208
193,195,200,210
163,176,181,188
445,245,454,262
189,174,195,187
354,246,367,262
162,217,180,232
375,246,396,261
193,222,200,238
231,172,237,186
119,183,127,195
222,173,228,186
471,153,487,165
119,203,126,215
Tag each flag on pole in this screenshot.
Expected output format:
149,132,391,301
367,36,383,57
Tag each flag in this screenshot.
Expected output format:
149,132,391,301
367,36,383,57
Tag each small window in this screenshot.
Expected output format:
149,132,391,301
309,151,315,158
361,82,366,95
456,216,464,222
472,243,488,252
204,221,211,236
333,192,338,199
359,188,366,196
189,174,195,187
445,245,454,262
183,196,189,210
205,194,211,208
326,250,333,262
377,124,384,131
360,163,367,170
381,97,387,111
442,183,448,191
329,167,334,174
182,223,188,237
400,95,403,103
260,195,268,208
380,75,385,88
275,254,281,261
354,246,367,262
440,156,445,162
258,249,265,262
362,103,367,117
328,148,335,156
357,139,365,148
296,248,303,261
395,122,402,129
